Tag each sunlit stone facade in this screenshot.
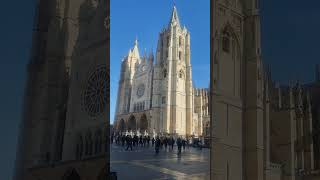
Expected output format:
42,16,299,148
113,6,210,137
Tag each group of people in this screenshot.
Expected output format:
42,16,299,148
153,136,188,154
111,133,197,154
111,134,151,148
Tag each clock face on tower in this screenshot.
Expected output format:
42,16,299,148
82,65,107,117
136,84,145,98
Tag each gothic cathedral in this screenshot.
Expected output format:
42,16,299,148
113,6,210,137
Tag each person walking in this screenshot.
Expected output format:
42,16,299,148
160,137,163,149
121,135,125,147
171,137,175,150
126,135,133,151
147,136,150,146
139,135,143,147
177,137,182,155
186,137,190,149
182,138,186,150
152,137,155,147
155,136,161,154
164,137,168,150
133,135,137,147
143,136,146,147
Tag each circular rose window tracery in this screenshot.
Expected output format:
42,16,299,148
82,65,107,117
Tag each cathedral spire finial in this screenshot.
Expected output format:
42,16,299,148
134,36,138,47
131,37,140,59
169,4,180,27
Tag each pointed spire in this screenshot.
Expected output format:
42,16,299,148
131,37,140,59
169,5,180,27
134,36,138,46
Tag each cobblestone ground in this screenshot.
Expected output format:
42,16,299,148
110,143,210,180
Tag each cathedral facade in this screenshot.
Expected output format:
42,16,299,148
113,6,210,137
14,0,109,180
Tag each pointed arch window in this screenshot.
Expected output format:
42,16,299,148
222,31,231,53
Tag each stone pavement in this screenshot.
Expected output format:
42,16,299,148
110,144,210,180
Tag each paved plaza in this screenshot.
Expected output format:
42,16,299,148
110,144,210,180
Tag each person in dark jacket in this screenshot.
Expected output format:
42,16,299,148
171,137,175,150
121,135,125,146
164,137,168,150
155,136,161,154
125,135,133,151
152,137,155,147
143,136,147,147
139,135,143,147
177,137,182,154
147,136,150,146
182,138,186,150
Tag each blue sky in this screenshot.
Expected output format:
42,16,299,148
0,0,36,179
110,0,210,124
260,0,320,84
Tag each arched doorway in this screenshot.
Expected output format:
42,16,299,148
140,114,148,132
62,168,80,180
119,119,125,132
127,115,136,131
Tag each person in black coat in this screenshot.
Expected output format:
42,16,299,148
171,137,175,150
125,135,133,151
139,135,143,147
121,135,125,146
147,136,150,146
111,134,114,144
182,139,186,150
164,137,168,150
152,137,155,147
155,136,161,154
177,137,182,154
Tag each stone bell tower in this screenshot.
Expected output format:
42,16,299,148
151,6,193,136
114,39,140,117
